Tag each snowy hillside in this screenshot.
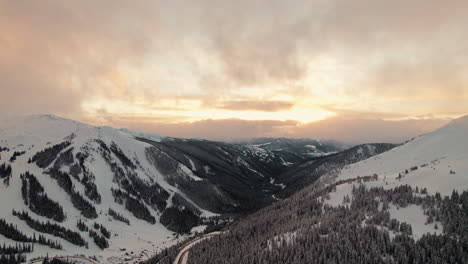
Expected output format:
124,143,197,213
324,115,468,240
0,115,177,262
0,115,288,262
334,115,468,194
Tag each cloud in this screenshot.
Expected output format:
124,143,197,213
0,0,161,116
292,117,451,144
86,113,451,144
217,100,294,112
95,116,298,141
318,106,409,120
0,0,467,133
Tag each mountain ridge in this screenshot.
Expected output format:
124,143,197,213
165,114,468,264
0,114,393,262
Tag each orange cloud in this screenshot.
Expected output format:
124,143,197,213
1,0,467,143
217,100,294,112
81,113,453,144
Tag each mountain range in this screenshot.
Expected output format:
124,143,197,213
155,115,468,264
0,115,394,263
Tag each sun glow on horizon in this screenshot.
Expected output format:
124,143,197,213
81,96,336,124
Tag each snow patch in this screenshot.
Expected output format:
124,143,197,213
388,204,442,239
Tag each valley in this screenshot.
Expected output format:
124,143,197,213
0,115,390,263
143,115,468,264
1,115,467,263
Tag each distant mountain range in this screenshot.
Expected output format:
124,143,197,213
239,137,347,160
6,114,467,263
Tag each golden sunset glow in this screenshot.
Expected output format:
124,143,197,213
1,0,467,143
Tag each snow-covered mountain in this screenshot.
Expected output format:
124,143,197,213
333,115,468,194
1,115,380,263
119,128,164,143
155,115,468,264
0,114,416,263
0,115,294,262
0,115,182,262
319,115,468,239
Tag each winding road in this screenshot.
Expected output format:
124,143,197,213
27,233,220,264
173,232,221,264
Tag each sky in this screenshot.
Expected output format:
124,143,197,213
1,0,467,143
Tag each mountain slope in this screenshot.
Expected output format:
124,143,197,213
276,143,396,198
0,115,397,262
240,138,346,163
166,115,468,264
0,115,180,261
0,115,354,262
139,138,290,213
119,128,164,142
334,115,468,194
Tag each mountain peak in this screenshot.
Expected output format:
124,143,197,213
119,128,164,142
448,114,468,127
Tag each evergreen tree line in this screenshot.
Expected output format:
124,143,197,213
145,176,377,264
46,168,98,219
202,216,230,234
0,162,12,185
42,256,72,264
0,163,12,178
29,141,71,168
0,146,9,152
77,219,88,232
112,188,156,224
122,170,169,213
0,254,26,264
177,181,468,264
349,184,468,244
423,189,468,244
9,151,26,162
0,242,33,254
88,229,109,249
142,240,186,264
13,210,87,248
366,210,413,236
109,142,137,169
55,147,102,204
0,218,62,249
108,208,130,225
100,140,169,214
92,222,111,239
81,169,101,204
53,147,74,168
159,207,200,234
20,172,66,222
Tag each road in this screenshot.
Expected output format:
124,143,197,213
29,255,100,264
27,233,220,264
173,232,221,264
